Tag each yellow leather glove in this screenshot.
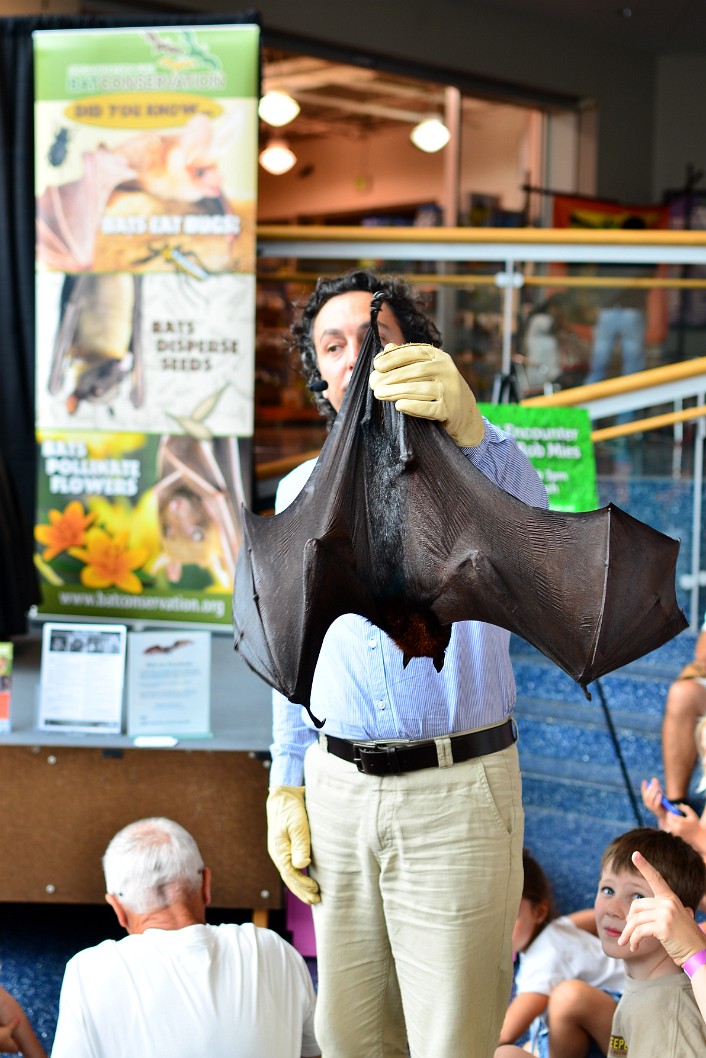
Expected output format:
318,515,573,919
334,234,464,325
266,786,320,905
369,342,484,447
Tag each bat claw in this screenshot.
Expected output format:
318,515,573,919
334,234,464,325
304,704,326,729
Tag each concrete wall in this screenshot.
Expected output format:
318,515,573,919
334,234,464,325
654,54,706,200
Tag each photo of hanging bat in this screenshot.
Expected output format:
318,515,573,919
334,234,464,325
152,434,246,590
47,273,143,415
233,292,687,720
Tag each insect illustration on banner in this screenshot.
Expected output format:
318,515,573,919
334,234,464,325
48,126,71,168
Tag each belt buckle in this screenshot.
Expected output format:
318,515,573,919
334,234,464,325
354,744,401,775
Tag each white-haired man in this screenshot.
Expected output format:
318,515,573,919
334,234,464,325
51,817,319,1058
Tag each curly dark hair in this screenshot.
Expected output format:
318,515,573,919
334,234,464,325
289,269,442,424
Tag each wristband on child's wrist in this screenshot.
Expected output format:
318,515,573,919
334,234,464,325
682,949,706,979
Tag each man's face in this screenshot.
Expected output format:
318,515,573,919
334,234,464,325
312,290,406,412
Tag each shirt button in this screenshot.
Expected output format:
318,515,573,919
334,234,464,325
369,640,376,649
377,700,386,710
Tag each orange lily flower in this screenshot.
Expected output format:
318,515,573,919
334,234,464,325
70,528,149,594
34,501,96,561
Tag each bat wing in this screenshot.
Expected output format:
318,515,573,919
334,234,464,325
129,275,144,408
47,275,88,395
37,148,136,272
233,500,380,720
425,458,687,693
233,293,687,709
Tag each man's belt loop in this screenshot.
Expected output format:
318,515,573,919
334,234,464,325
435,736,454,768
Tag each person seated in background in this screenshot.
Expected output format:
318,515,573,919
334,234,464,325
619,850,706,1023
51,817,319,1058
661,615,706,811
495,849,623,1058
548,827,706,1058
642,718,706,876
0,985,46,1057
600,828,706,1056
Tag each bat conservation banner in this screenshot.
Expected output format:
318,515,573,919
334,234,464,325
32,24,259,626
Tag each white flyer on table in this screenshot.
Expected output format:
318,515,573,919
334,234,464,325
127,630,211,739
38,622,126,734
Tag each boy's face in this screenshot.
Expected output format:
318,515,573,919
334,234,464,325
595,860,661,964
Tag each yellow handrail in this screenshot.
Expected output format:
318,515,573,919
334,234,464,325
257,224,706,248
256,267,706,291
522,356,706,408
591,405,706,442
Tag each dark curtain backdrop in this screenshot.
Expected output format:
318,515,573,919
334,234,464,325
0,11,258,637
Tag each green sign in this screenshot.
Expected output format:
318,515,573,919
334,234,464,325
479,404,598,513
33,25,259,101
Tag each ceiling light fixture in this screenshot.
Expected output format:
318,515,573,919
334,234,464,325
258,90,301,127
259,138,297,175
410,117,451,153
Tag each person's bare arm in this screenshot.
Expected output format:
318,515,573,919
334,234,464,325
498,991,547,1045
0,987,47,1058
694,630,706,667
568,908,597,935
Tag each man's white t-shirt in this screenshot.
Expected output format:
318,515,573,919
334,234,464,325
51,922,318,1058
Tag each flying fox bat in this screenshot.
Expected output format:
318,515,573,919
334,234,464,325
233,292,687,723
152,435,245,590
47,273,143,414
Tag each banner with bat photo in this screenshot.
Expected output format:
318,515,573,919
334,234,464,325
33,24,260,626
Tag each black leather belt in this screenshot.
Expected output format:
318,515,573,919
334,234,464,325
324,719,516,776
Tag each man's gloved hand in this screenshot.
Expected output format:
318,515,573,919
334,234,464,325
266,786,321,905
369,342,484,447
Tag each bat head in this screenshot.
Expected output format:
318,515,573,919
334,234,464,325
67,354,134,414
157,487,226,585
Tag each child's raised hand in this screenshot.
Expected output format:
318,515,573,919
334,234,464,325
619,851,704,966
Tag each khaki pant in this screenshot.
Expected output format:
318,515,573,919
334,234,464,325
305,733,524,1058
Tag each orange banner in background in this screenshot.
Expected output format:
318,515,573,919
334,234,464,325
552,194,670,230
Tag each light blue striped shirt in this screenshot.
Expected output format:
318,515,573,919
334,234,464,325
270,419,548,785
